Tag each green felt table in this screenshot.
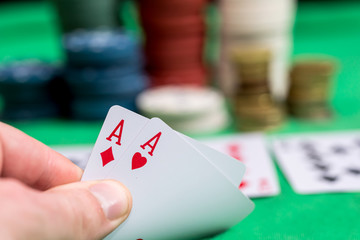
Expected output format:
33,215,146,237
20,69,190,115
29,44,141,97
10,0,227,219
1,1,360,239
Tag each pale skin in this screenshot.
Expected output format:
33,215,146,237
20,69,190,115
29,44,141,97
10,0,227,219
0,122,132,240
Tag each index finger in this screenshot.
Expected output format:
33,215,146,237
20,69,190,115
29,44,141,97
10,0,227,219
0,122,83,190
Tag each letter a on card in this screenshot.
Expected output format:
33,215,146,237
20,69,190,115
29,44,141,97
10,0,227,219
140,132,162,156
130,132,162,170
106,120,124,146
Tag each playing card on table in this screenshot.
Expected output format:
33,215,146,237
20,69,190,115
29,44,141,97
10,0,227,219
105,118,254,240
201,133,280,198
272,131,360,194
81,106,149,181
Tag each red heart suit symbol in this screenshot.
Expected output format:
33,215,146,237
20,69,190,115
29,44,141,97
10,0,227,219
132,152,147,170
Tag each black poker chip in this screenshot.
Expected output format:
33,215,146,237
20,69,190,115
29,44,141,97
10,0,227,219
0,60,59,102
63,28,147,120
65,69,149,97
1,102,59,120
63,29,142,67
72,96,139,120
0,60,62,120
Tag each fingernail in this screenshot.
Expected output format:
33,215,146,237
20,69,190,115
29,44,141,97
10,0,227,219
89,181,131,221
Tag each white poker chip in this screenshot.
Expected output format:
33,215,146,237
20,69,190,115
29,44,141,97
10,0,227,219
137,86,225,118
221,0,294,15
169,107,230,134
220,0,296,35
221,17,294,36
136,86,230,134
220,0,295,14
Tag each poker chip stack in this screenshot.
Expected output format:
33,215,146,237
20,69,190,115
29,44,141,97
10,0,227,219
52,0,121,33
0,60,60,120
218,0,296,100
63,29,148,120
232,47,285,132
137,0,208,87
137,86,230,135
286,56,337,120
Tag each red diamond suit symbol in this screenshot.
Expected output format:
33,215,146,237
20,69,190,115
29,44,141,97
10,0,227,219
100,147,115,167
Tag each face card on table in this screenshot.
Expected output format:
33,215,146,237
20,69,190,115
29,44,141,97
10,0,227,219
201,133,280,198
81,106,148,181
272,132,360,194
106,118,254,240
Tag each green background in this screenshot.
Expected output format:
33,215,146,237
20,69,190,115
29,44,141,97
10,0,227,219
1,1,360,239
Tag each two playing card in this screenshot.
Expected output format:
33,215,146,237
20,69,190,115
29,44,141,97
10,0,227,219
272,132,360,194
81,106,254,239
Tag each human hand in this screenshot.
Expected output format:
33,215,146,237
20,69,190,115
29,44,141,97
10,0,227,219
0,122,132,240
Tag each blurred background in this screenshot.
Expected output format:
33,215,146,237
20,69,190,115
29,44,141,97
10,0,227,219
0,0,359,139
1,0,360,238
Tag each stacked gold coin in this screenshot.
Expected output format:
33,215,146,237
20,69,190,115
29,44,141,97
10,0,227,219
287,56,337,120
232,47,285,131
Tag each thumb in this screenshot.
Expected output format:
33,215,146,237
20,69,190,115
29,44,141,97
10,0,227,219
0,179,132,240
45,180,133,240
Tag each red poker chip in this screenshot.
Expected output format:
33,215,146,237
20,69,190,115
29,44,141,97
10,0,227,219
151,79,208,87
144,36,205,69
149,68,208,87
151,78,207,87
146,62,204,72
143,24,205,38
145,46,204,61
140,14,205,37
145,34,204,46
145,55,203,70
138,0,208,16
144,36,204,54
139,0,207,8
151,81,206,87
148,67,208,77
145,51,203,68
140,14,204,30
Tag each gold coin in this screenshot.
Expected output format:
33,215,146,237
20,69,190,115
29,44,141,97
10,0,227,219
291,55,337,75
231,47,271,64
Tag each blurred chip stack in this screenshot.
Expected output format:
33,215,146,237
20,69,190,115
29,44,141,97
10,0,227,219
137,86,230,135
232,47,285,132
63,30,148,120
286,56,337,120
218,0,296,100
137,0,208,87
52,0,120,33
0,60,60,120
